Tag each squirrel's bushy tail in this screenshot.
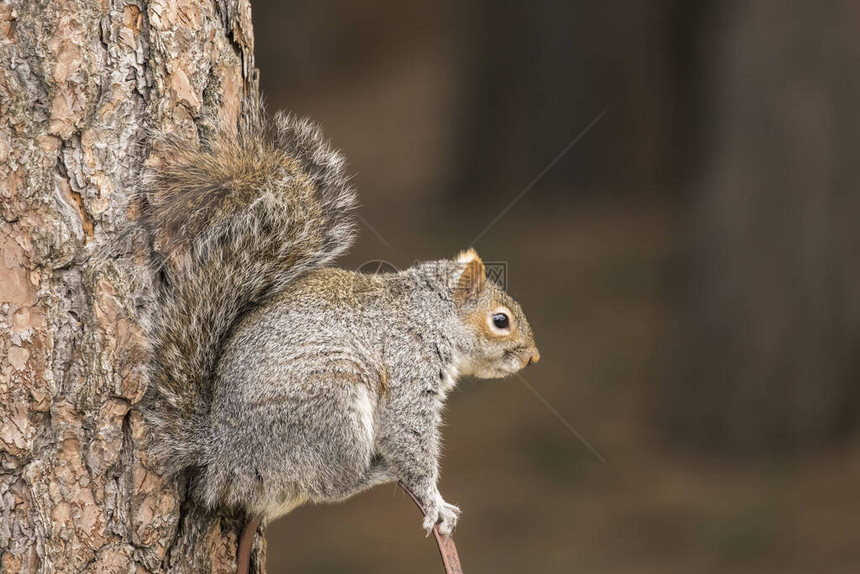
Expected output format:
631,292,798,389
139,110,356,477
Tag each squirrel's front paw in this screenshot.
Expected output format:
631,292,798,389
422,496,461,537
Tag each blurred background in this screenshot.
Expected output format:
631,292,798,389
252,1,860,572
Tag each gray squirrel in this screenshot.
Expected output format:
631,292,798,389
137,107,540,539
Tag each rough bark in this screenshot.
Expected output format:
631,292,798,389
0,0,262,572
666,0,860,449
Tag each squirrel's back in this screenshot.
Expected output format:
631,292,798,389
138,109,357,478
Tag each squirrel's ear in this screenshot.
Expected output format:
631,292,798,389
454,248,486,302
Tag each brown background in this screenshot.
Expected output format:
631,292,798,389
251,2,860,572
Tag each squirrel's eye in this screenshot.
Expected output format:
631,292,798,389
492,313,509,329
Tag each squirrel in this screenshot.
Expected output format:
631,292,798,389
135,106,540,539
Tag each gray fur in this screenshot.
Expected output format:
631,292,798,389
138,109,539,536
139,110,356,481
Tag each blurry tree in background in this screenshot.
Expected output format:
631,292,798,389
449,0,697,201
668,0,860,449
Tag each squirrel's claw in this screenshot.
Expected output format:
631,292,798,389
422,511,438,536
423,497,461,537
437,501,461,537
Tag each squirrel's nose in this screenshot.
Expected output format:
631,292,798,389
527,350,540,366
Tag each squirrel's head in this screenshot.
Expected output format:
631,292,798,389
448,248,540,379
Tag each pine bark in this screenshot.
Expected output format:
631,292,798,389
0,0,262,572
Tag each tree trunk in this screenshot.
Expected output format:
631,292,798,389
666,0,860,449
0,0,262,572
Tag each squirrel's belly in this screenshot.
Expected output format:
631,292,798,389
263,492,308,521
